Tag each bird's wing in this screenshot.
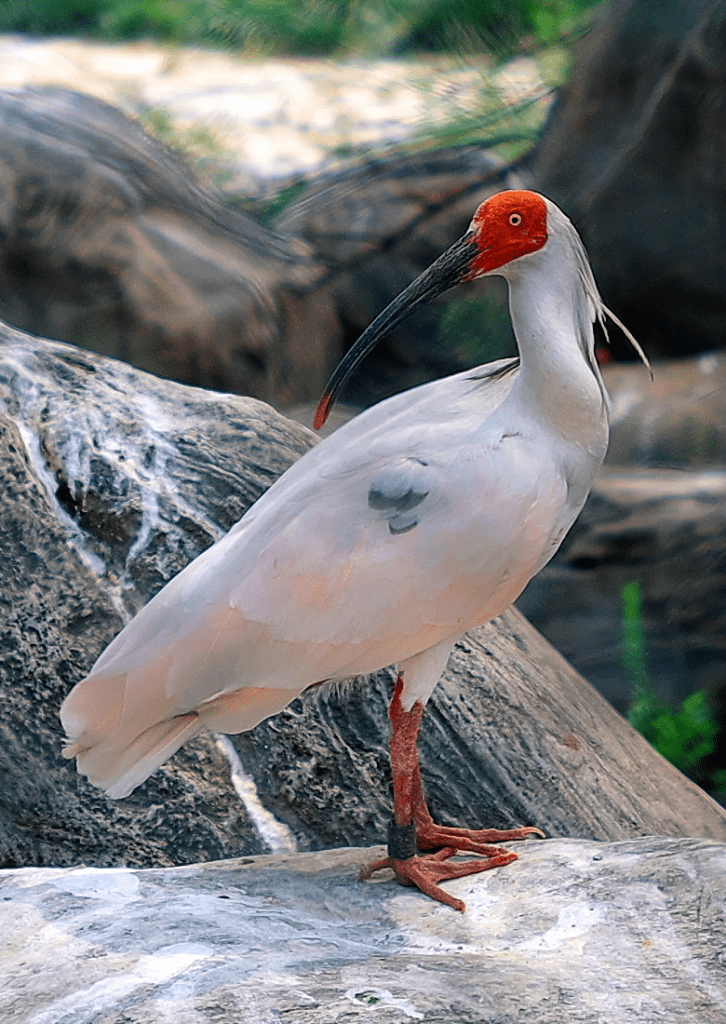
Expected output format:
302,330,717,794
61,365,572,796
83,362,569,700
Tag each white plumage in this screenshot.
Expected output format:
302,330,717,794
61,190,646,908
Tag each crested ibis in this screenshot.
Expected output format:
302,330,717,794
61,190,648,911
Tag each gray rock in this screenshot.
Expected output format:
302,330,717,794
605,353,726,468
0,86,525,412
518,466,726,730
2,322,725,873
0,86,338,407
519,357,726,732
0,320,313,868
1,836,725,1023
272,147,522,405
534,0,726,359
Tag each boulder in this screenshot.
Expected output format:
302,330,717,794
0,319,314,868
605,353,726,468
518,466,726,714
1,836,724,1023
272,147,521,405
0,86,522,411
2,322,725,873
0,86,337,407
534,0,726,359
518,356,726,738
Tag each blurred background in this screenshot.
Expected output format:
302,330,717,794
0,0,724,804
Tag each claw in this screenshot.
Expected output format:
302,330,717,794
360,847,518,912
415,821,545,855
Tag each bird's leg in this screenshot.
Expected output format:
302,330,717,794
360,675,541,911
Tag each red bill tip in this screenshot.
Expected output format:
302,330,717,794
313,393,332,431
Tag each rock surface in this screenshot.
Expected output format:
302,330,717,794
2,323,725,872
535,0,726,358
1,836,725,1023
273,147,523,405
519,355,726,731
0,320,314,868
605,353,726,468
0,86,339,407
0,86,522,408
518,466,726,715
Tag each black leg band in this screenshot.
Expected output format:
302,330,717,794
387,817,417,861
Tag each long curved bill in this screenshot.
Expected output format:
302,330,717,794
314,231,478,429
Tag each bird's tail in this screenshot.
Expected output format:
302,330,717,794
61,669,205,799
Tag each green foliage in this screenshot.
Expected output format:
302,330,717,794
100,0,209,41
437,283,516,367
233,180,310,223
642,691,718,778
621,579,650,718
623,580,720,783
0,0,603,54
388,0,597,56
0,0,113,33
210,0,351,54
135,104,233,187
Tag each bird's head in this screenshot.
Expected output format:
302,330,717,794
314,189,550,429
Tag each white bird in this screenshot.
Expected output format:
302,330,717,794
61,189,648,911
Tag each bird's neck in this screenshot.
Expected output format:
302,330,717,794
506,255,609,457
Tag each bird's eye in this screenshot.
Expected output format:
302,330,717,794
509,213,522,226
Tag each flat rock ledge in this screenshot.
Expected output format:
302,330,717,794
2,836,725,1024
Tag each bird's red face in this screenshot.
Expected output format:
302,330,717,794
463,190,548,280
314,190,549,429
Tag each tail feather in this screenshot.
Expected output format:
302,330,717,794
60,658,308,798
60,664,204,798
98,713,202,799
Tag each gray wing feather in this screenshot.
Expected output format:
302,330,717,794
367,457,431,535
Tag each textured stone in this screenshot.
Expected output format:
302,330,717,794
519,356,726,739
273,147,522,406
1,837,725,1023
0,321,313,868
2,323,725,874
0,86,523,411
0,86,338,407
534,0,726,358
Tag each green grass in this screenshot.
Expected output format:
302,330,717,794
623,580,722,793
0,0,603,56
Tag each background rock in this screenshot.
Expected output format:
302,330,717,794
0,86,337,407
1,323,725,871
534,0,726,359
604,353,726,468
0,86,523,410
519,355,726,770
1,836,724,1023
272,146,522,406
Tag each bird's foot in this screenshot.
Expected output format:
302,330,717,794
359,846,517,912
415,818,545,857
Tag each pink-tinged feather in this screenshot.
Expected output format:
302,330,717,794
59,191,627,886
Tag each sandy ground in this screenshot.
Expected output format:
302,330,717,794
0,34,549,191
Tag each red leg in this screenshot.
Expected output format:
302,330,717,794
360,674,543,911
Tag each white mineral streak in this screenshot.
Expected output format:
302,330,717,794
345,987,424,1019
2,338,301,849
1,339,223,578
123,390,223,565
26,945,214,1024
14,418,109,580
215,734,297,855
